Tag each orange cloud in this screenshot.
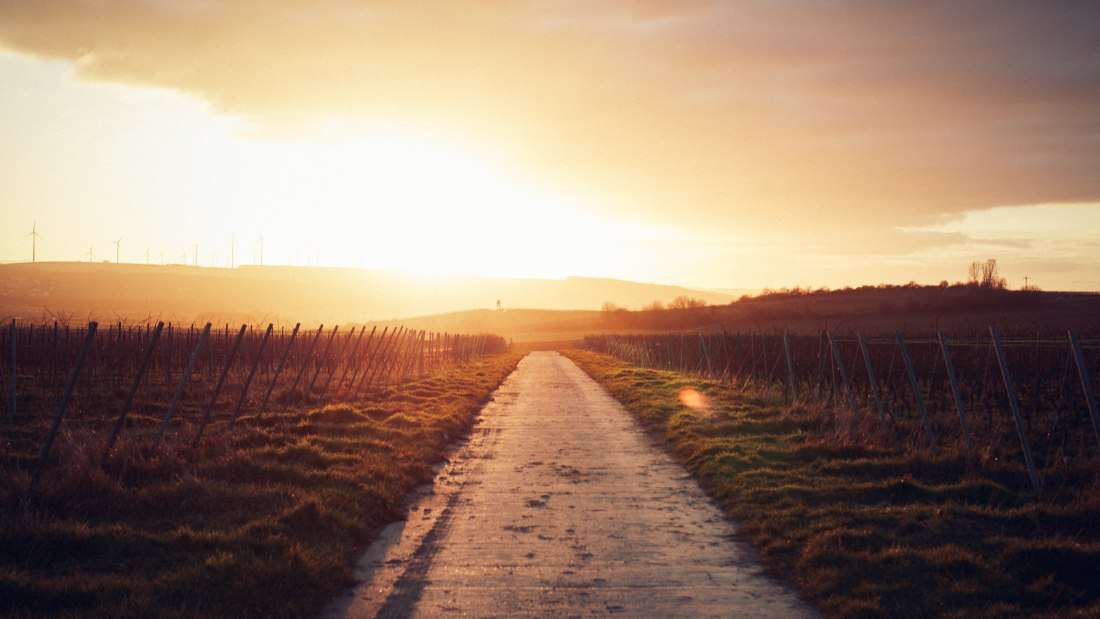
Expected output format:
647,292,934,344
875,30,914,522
1,1,1098,252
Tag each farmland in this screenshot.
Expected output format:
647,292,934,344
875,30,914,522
0,318,518,617
2,281,1100,617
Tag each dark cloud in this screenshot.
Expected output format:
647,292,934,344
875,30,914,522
1,1,1098,234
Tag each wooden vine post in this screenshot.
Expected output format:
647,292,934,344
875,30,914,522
937,332,974,451
827,332,858,414
783,332,798,402
990,327,1041,493
230,323,274,423
258,323,301,417
103,321,164,460
191,324,247,447
284,324,325,405
857,332,889,433
9,318,16,424
27,322,98,499
1069,330,1100,447
153,322,212,450
896,331,938,453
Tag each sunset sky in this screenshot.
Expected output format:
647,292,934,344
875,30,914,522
1,2,1098,291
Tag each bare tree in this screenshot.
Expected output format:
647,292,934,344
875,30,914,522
967,261,981,286
968,258,1007,289
668,295,707,309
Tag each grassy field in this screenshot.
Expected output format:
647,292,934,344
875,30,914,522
564,349,1100,619
0,351,524,618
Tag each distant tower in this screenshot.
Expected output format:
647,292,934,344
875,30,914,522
230,232,236,269
115,237,122,264
144,248,150,265
194,243,199,267
26,222,41,263
258,234,266,266
86,246,94,262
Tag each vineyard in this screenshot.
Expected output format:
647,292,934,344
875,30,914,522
0,318,507,500
585,328,1100,493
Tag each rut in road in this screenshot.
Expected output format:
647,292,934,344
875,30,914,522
324,351,816,618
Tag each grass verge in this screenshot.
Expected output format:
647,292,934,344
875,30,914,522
563,349,1100,619
0,351,524,618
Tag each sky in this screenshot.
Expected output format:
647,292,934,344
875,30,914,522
1,1,1098,292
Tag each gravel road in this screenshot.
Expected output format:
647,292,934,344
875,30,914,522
323,351,817,618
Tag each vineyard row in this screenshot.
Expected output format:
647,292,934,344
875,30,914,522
585,329,1100,493
1,319,507,498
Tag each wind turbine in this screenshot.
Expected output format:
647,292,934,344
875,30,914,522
26,222,40,263
258,233,266,266
144,248,151,265
86,246,94,262
114,237,122,264
230,232,236,269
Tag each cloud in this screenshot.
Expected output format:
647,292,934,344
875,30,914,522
1,1,1098,237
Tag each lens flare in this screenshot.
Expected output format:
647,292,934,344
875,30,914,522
678,387,710,412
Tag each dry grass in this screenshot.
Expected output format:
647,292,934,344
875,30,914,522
0,352,523,618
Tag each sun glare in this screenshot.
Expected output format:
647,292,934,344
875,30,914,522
200,124,622,279
0,49,643,281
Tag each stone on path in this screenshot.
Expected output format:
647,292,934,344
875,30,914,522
324,351,817,618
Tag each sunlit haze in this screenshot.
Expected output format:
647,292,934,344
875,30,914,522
2,3,1098,291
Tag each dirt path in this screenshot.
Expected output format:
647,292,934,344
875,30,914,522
323,351,816,618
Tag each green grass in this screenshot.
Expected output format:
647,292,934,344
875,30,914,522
0,352,524,618
563,349,1100,619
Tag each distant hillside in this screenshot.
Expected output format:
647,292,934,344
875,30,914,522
393,284,1100,342
0,262,733,325
706,284,1100,335
5,263,1093,340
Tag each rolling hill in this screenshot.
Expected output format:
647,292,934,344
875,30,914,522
392,285,1100,343
0,262,733,325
